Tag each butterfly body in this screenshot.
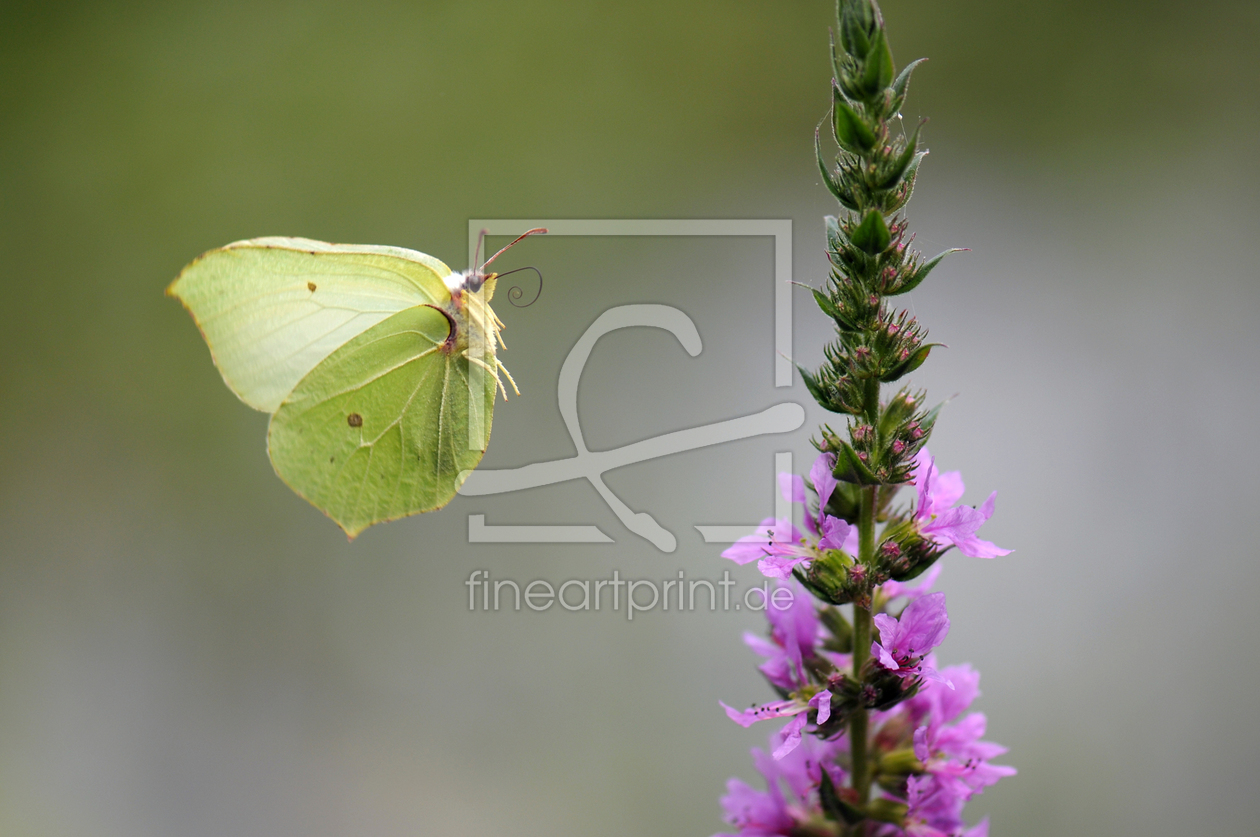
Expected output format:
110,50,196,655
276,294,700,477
169,236,516,538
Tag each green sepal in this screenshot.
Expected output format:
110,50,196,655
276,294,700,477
795,550,857,605
878,121,924,189
890,248,965,295
890,57,926,113
885,150,927,212
818,768,865,825
823,477,864,524
833,439,880,485
798,364,838,413
816,128,860,211
866,798,910,826
860,28,895,98
876,388,921,438
880,342,942,382
917,402,944,444
818,605,854,653
833,88,877,153
812,287,843,322
838,2,871,59
889,551,940,582
829,29,845,88
850,210,891,255
878,747,925,777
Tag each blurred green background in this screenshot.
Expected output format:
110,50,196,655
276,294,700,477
2,1,1258,835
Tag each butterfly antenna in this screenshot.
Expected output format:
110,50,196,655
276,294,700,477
494,265,544,307
482,227,548,270
473,228,488,272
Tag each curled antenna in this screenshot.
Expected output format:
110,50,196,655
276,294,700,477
482,227,548,270
494,266,544,307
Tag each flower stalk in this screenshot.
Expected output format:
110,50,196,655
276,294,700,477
714,3,1014,836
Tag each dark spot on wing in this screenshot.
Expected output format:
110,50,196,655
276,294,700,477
347,413,363,427
329,456,335,463
308,281,317,292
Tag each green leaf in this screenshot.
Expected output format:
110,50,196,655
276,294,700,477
880,342,943,382
797,364,832,409
891,247,966,295
829,29,845,84
860,28,895,96
832,87,877,153
850,210,891,255
838,3,870,58
890,57,927,112
825,214,844,250
919,399,946,435
812,287,843,322
815,128,860,211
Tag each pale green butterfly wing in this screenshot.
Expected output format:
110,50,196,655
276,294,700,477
167,237,452,412
170,237,508,536
267,304,498,538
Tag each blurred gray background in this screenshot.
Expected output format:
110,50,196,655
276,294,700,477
2,1,1258,835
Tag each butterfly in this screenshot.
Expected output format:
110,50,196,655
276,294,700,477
168,229,546,538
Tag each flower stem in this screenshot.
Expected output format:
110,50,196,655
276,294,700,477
850,483,877,809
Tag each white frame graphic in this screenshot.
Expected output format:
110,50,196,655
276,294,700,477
461,219,800,552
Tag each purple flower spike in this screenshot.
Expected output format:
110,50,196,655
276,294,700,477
771,690,832,759
913,450,1011,560
818,514,857,554
779,472,808,506
716,732,848,837
782,452,842,536
719,689,833,760
756,551,812,579
881,562,943,604
721,699,800,728
722,518,802,566
715,774,794,837
743,580,819,692
721,517,817,579
723,454,861,581
807,453,838,531
872,592,952,687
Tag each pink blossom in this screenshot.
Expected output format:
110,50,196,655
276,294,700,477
715,732,847,837
723,453,858,579
720,690,832,760
880,563,943,605
872,592,953,688
912,450,1010,560
742,580,820,692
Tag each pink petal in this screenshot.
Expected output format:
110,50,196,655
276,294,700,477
809,689,833,725
771,713,808,759
779,473,807,505
809,453,838,513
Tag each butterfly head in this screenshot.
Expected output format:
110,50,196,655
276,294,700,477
443,269,498,309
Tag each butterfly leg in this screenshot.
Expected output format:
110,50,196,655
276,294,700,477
495,359,520,396
466,353,514,399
